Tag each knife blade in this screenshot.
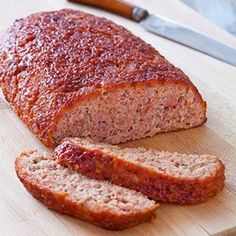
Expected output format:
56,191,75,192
69,0,236,66
140,14,236,66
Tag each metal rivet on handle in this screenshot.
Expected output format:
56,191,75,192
132,7,149,22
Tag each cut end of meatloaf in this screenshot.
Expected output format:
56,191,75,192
15,150,158,230
54,137,225,204
53,82,206,146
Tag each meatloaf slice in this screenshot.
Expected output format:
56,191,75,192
53,137,225,204
15,150,158,230
0,9,206,147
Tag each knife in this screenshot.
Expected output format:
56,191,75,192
68,0,236,66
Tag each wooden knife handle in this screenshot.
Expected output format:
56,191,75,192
68,0,149,22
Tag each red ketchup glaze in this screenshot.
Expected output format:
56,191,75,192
53,140,101,174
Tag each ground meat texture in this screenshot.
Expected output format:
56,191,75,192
0,9,206,147
15,150,158,230
53,137,225,204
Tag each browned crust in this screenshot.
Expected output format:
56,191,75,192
0,9,206,147
54,139,225,204
15,152,158,230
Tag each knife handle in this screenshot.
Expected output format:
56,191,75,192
68,0,149,22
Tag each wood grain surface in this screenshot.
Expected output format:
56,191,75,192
0,0,236,235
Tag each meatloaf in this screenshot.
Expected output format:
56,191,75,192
0,9,206,147
53,137,225,204
15,150,158,230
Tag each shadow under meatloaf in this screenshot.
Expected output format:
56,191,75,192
0,9,206,147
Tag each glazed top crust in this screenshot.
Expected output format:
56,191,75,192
0,9,194,146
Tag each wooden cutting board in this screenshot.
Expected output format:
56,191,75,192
1,0,236,235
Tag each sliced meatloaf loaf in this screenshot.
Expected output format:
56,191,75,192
53,137,225,204
15,150,158,230
0,9,206,147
